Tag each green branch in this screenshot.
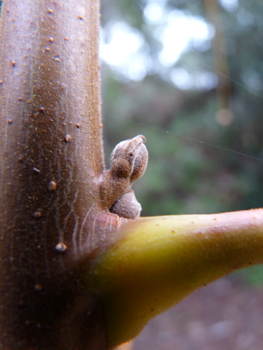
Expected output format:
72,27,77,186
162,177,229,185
86,208,263,348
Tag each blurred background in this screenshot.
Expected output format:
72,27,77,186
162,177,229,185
100,0,263,349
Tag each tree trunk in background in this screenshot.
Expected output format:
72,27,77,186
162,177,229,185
0,0,114,348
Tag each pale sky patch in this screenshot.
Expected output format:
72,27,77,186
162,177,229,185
219,0,239,12
100,8,214,89
158,10,214,66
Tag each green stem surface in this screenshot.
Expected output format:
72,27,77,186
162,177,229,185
86,209,263,348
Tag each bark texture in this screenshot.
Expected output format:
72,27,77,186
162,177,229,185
0,0,117,348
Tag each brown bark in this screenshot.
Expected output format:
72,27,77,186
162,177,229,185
0,0,118,348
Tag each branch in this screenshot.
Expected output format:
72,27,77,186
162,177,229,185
86,208,263,348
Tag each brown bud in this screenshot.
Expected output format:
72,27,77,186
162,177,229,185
110,190,142,219
100,135,148,219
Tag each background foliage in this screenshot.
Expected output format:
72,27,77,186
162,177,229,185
102,0,263,215
100,0,263,281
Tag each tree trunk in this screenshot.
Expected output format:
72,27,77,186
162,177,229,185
0,0,116,348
